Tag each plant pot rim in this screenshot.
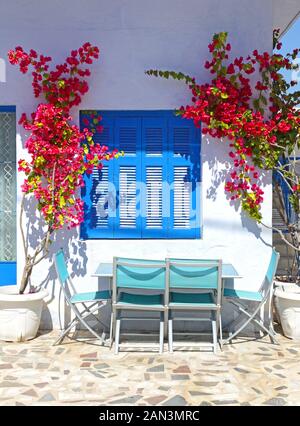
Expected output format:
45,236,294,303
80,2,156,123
0,286,48,302
274,286,300,301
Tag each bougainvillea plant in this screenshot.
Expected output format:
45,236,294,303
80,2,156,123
147,30,300,277
8,43,119,293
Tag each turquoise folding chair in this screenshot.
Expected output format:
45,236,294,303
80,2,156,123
54,250,112,346
222,249,280,345
112,257,167,354
166,258,222,354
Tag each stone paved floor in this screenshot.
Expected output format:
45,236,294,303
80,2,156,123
0,330,300,406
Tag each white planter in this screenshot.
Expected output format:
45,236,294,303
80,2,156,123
274,282,300,340
0,286,48,342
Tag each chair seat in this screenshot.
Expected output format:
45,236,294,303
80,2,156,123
169,292,216,307
116,292,164,309
224,288,262,302
70,290,111,304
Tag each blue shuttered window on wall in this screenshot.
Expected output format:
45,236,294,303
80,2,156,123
80,111,201,239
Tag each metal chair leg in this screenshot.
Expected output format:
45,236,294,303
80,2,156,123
219,311,223,350
101,331,106,345
168,316,173,353
109,311,114,349
53,317,78,346
159,312,164,354
114,312,121,355
212,313,218,355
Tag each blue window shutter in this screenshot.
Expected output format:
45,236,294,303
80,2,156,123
141,117,168,238
114,117,142,238
80,111,201,240
80,113,115,238
167,116,201,238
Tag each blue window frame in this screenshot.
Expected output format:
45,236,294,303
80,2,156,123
80,111,201,239
0,106,16,285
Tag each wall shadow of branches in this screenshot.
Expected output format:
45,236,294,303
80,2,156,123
23,195,88,329
204,136,270,242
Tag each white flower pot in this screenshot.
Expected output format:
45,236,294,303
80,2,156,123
0,286,48,342
274,282,300,340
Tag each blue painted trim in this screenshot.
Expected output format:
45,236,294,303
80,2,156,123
0,106,16,113
0,261,17,286
273,156,300,225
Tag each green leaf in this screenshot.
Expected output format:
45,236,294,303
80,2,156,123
260,95,267,105
59,196,66,208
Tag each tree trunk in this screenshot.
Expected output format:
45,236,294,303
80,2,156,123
19,260,33,294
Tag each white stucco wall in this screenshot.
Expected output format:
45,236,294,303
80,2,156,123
0,0,274,330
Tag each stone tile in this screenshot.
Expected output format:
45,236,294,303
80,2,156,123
36,363,50,370
110,395,142,404
94,363,109,369
80,352,97,358
263,397,287,406
171,374,190,380
0,364,12,369
287,348,298,354
38,393,56,402
194,381,218,387
213,399,239,405
189,391,212,396
173,365,191,373
145,395,167,405
158,386,170,391
163,395,187,406
234,367,250,373
252,387,262,394
88,371,105,378
0,381,26,388
147,364,164,373
275,386,288,391
22,389,38,397
273,364,285,370
34,383,49,388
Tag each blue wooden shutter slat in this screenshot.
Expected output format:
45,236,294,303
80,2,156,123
114,117,142,238
80,113,115,238
168,116,201,238
141,117,168,238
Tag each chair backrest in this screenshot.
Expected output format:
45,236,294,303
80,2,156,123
113,257,167,303
166,258,222,295
55,250,70,287
260,249,280,295
266,249,280,284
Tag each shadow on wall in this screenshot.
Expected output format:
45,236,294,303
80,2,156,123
204,135,271,244
23,195,88,329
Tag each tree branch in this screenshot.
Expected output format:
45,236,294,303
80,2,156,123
20,193,28,259
261,221,300,252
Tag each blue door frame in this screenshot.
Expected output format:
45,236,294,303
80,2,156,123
0,106,17,286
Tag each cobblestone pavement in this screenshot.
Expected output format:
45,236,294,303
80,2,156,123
0,330,300,406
